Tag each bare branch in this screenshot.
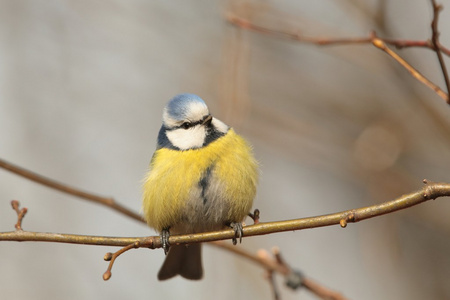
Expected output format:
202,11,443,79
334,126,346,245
169,180,450,244
213,243,347,300
2,180,449,247
266,270,281,300
0,158,144,223
10,200,27,231
103,241,141,281
226,5,450,104
2,158,449,297
302,277,347,300
0,230,155,247
226,14,450,56
371,37,449,103
430,0,450,101
226,14,372,46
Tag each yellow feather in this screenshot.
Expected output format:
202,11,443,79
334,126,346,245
142,129,258,232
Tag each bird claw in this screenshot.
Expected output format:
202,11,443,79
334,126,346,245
161,228,170,255
248,208,260,224
230,222,243,245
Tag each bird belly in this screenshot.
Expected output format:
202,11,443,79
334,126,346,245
142,129,258,234
176,171,232,233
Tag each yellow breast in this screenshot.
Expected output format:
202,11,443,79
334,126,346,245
142,129,258,232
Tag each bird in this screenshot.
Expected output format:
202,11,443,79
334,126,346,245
142,93,258,280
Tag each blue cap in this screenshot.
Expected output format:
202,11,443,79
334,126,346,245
166,94,207,121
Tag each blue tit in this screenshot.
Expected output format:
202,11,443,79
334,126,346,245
142,93,258,280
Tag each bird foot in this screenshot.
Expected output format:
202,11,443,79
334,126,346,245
161,228,170,255
229,222,244,245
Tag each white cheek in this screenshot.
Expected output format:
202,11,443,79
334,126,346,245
166,126,206,150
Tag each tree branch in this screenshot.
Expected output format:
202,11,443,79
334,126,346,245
0,228,153,246
226,1,450,105
225,14,450,56
3,178,446,298
213,243,348,300
11,200,27,230
371,36,449,103
430,0,450,101
103,241,142,280
0,158,144,223
2,180,449,247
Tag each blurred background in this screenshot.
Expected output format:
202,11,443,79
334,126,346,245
1,0,450,299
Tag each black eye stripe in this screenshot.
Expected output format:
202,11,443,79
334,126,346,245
177,115,211,130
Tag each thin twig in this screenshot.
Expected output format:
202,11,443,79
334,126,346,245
272,247,289,274
0,158,144,223
302,277,348,300
212,243,347,300
103,241,141,280
2,180,449,248
371,37,449,103
430,0,450,103
227,10,450,104
10,200,27,231
266,270,281,300
226,14,450,56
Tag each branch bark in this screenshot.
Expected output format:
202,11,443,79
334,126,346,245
2,180,449,247
0,158,144,223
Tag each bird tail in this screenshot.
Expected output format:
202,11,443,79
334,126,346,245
157,244,203,280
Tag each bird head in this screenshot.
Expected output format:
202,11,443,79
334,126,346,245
159,94,229,150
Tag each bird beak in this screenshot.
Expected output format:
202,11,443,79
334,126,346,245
202,115,213,126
